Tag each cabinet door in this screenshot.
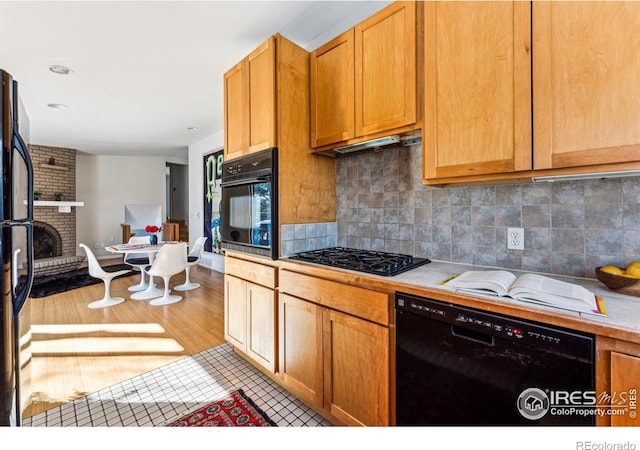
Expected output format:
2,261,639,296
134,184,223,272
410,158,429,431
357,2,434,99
310,29,355,148
223,60,249,161
355,1,417,137
323,309,389,426
278,293,324,406
610,352,640,427
224,274,246,350
247,36,277,152
533,2,640,170
423,1,532,180
246,282,276,372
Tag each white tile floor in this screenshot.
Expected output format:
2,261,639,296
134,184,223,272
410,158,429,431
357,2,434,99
20,341,606,450
23,342,332,427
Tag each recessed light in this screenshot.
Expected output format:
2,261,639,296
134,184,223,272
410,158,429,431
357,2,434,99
49,65,74,75
47,103,68,109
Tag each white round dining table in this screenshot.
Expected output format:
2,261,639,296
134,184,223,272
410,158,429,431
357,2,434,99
105,242,166,300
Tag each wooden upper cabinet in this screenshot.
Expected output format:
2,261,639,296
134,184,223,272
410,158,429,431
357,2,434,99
423,1,532,181
355,1,417,138
310,1,418,149
223,60,249,161
223,36,276,160
310,29,355,148
533,1,640,170
247,37,277,153
223,34,336,227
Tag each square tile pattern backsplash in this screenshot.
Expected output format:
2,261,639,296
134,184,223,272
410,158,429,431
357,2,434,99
335,144,640,279
281,222,337,256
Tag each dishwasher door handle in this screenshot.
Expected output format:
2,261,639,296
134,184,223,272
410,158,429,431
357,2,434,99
451,325,495,346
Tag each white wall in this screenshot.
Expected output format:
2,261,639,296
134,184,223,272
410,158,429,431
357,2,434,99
187,131,224,271
76,154,186,258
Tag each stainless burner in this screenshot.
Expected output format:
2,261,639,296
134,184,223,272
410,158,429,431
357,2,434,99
288,247,430,276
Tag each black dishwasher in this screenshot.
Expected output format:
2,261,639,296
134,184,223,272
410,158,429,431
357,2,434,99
395,292,596,426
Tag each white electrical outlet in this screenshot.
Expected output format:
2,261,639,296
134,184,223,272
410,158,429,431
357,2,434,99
507,227,524,250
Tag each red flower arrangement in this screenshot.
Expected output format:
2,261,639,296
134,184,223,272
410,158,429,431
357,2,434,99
145,225,162,234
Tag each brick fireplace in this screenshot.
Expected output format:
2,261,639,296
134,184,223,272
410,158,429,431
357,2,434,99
30,145,84,275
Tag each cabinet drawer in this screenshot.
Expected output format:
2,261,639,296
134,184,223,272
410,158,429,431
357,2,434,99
280,270,389,325
225,256,277,289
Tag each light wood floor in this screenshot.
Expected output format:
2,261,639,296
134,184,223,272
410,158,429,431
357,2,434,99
24,261,226,418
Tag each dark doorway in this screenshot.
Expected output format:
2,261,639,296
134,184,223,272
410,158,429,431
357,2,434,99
166,162,189,242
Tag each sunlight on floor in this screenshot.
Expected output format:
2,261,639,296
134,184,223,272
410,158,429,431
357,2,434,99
24,343,333,427
30,323,185,354
31,323,167,334
25,322,191,416
32,337,185,354
28,354,190,414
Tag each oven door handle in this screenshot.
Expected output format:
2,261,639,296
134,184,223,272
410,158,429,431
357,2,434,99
221,176,271,187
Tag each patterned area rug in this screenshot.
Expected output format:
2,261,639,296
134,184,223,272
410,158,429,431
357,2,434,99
23,264,136,298
167,389,277,427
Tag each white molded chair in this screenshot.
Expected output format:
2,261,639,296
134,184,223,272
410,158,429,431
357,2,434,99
146,242,188,306
79,243,131,309
124,236,152,292
175,236,208,291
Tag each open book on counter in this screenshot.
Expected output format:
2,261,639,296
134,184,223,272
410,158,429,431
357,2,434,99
442,270,607,317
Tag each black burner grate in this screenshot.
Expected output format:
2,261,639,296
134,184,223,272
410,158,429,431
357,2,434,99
288,247,430,276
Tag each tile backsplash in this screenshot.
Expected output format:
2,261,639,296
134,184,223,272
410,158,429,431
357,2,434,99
335,144,640,279
281,222,337,257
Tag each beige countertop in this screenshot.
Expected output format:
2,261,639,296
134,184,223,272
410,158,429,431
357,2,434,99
278,256,640,343
392,260,640,329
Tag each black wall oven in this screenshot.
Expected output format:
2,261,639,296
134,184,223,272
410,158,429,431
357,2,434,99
221,148,278,259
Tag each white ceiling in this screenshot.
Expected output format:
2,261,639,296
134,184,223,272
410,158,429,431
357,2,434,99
0,1,392,157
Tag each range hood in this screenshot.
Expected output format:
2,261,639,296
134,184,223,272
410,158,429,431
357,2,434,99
334,135,400,155
314,131,422,157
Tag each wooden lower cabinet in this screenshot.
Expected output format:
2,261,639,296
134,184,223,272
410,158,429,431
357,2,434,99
323,308,389,426
224,254,277,373
245,282,276,370
224,274,276,372
595,336,640,427
278,291,390,426
224,274,247,349
610,352,640,427
278,293,324,405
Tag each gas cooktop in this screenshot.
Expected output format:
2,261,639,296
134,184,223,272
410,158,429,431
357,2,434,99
287,247,430,277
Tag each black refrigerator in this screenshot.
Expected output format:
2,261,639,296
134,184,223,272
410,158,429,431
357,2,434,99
0,68,35,426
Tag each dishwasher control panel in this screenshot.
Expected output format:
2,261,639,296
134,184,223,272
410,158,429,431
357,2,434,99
395,292,593,360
